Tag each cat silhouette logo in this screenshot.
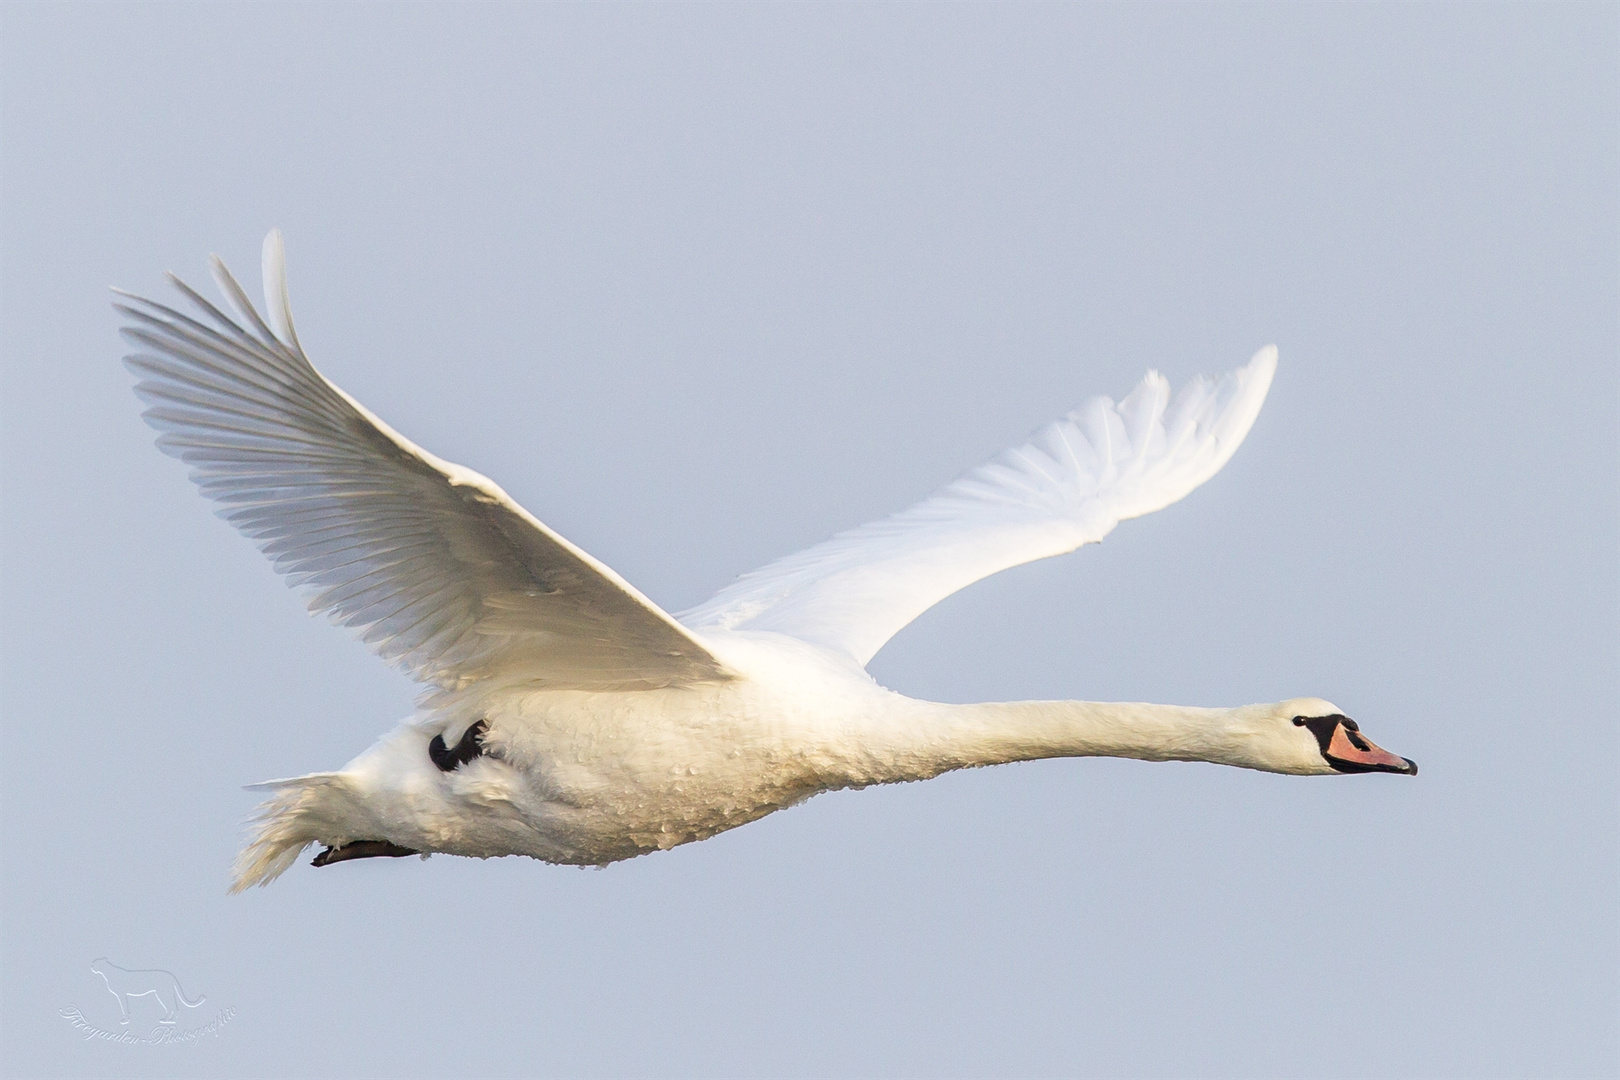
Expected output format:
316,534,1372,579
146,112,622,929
88,958,205,1025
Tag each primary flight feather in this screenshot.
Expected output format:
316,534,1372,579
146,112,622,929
120,232,1415,892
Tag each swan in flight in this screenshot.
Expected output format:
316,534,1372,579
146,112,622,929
119,232,1416,892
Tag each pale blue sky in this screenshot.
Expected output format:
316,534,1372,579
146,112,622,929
2,3,1615,1077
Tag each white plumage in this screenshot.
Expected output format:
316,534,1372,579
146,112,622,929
681,346,1275,663
120,232,1415,892
121,235,724,693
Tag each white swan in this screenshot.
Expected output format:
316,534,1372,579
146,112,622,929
119,232,1416,892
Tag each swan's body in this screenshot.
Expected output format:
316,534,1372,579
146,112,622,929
119,232,1416,892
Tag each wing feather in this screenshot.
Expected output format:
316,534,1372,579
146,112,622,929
680,348,1277,664
122,231,731,692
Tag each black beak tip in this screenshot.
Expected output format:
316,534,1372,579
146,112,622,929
1401,757,1418,776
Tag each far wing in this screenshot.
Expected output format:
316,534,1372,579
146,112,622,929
680,348,1277,665
121,231,731,692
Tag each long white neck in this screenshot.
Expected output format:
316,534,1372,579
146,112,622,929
846,698,1298,785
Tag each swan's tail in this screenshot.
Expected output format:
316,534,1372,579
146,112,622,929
230,773,350,892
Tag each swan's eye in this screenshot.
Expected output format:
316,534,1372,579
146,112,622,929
1292,716,1307,726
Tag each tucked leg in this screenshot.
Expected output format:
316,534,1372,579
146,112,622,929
311,840,420,867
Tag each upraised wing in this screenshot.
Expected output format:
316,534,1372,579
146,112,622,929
680,348,1277,665
121,231,731,692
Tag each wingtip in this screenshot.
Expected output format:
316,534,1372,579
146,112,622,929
261,228,285,286
109,282,171,300
1235,345,1279,402
259,227,300,352
1248,344,1279,376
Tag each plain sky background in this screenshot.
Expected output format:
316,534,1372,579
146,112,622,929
2,3,1615,1078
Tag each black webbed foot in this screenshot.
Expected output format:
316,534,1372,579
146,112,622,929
311,840,420,867
428,718,488,773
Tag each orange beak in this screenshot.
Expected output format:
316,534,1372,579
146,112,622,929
1326,719,1417,775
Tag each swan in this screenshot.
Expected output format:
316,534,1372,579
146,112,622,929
118,231,1416,892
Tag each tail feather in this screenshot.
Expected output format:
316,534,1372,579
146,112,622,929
230,772,354,893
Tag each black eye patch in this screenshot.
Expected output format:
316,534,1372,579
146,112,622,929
1293,713,1350,755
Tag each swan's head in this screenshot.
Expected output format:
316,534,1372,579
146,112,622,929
1258,698,1417,776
